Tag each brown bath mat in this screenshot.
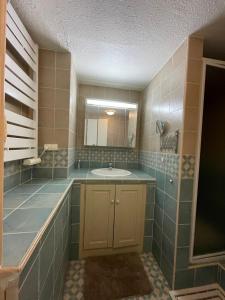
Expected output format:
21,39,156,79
84,252,152,300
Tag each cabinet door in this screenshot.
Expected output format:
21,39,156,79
84,185,115,250
114,185,145,248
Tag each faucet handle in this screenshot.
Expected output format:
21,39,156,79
108,162,113,169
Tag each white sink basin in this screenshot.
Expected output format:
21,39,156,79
91,168,132,177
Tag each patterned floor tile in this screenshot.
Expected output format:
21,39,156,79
63,253,171,300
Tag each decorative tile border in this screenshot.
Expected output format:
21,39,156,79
4,161,32,192
75,147,139,166
139,151,179,178
181,155,195,179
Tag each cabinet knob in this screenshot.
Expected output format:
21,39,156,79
116,200,120,204
169,179,173,184
111,200,114,204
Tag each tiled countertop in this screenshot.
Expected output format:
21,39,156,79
3,178,73,268
69,168,156,182
3,169,155,269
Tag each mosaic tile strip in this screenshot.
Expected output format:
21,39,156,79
4,160,32,192
63,253,170,300
54,149,68,168
139,151,179,178
75,147,139,164
68,148,76,167
181,155,195,179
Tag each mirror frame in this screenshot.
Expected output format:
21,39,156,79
83,97,140,149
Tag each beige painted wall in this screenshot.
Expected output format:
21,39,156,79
76,84,141,148
140,40,188,153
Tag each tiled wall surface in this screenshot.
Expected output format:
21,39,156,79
138,37,222,290
75,147,139,169
18,190,71,300
70,184,80,260
140,40,188,153
34,49,77,178
4,161,32,192
140,151,179,287
173,38,217,290
143,183,156,253
139,39,188,287
32,148,70,179
38,49,71,148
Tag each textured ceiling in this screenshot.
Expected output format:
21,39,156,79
11,0,225,90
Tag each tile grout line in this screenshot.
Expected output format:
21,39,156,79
3,182,51,221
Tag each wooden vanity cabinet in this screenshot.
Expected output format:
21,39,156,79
80,184,146,257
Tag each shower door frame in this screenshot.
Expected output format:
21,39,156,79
190,57,225,264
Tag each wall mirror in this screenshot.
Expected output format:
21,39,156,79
84,98,138,148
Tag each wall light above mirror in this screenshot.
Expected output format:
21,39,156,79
84,98,138,148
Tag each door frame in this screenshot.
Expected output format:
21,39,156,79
0,0,6,268
190,58,225,264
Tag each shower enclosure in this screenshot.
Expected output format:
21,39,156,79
191,58,225,263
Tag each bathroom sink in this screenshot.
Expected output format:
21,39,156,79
91,168,132,177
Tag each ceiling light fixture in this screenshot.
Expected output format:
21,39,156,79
105,109,115,116
86,98,137,109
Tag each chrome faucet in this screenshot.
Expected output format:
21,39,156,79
77,160,81,169
108,162,113,170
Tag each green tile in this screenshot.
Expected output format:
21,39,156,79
164,194,177,222
19,256,39,300
71,184,80,205
144,220,153,236
3,232,37,266
4,207,52,233
71,224,80,244
177,224,191,247
176,247,190,270
179,202,192,224
180,179,194,202
38,184,68,193
194,266,218,286
71,205,80,223
163,214,176,244
21,193,62,209
165,174,178,199
4,193,31,209
175,269,195,289
143,236,152,252
40,225,55,290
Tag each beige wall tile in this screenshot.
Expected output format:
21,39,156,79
39,108,54,128
55,109,69,129
39,88,55,108
182,131,197,155
55,89,70,110
56,52,71,70
140,39,188,152
38,127,55,146
187,59,202,84
39,50,55,68
56,69,70,90
39,67,55,88
54,129,69,148
183,106,200,131
188,37,203,60
185,83,200,107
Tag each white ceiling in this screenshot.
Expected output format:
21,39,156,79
11,0,225,90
